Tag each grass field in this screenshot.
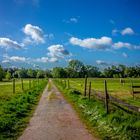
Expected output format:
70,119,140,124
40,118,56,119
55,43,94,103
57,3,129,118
0,79,41,103
0,78,48,140
63,78,140,107
54,78,140,140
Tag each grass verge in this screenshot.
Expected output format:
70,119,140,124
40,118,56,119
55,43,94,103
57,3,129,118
0,79,48,140
53,79,140,140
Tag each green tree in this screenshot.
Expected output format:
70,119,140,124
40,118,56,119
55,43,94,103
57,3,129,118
36,70,45,78
0,65,5,81
5,71,11,80
52,67,67,78
85,65,101,77
68,60,85,77
27,69,34,78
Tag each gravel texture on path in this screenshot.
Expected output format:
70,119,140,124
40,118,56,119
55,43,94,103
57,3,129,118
18,79,99,140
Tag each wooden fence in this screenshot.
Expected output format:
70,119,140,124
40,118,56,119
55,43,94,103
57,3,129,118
56,78,140,114
88,80,140,114
0,78,45,94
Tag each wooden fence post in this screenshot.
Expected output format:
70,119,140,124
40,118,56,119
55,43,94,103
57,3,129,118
13,78,15,94
104,80,109,114
88,81,91,100
131,81,134,99
21,79,24,91
84,75,87,96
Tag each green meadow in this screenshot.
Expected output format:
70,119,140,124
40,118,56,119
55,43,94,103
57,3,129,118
0,79,48,140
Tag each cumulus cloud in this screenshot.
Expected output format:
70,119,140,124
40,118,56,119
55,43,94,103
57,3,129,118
23,24,45,44
36,57,49,63
113,42,132,49
10,56,26,62
5,55,26,62
0,37,23,49
96,60,108,65
113,41,140,50
31,56,59,63
2,60,10,64
70,36,112,50
112,27,135,36
47,44,69,59
49,57,58,63
121,27,135,35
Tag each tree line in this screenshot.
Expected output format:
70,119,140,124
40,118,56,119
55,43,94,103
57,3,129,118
0,59,140,81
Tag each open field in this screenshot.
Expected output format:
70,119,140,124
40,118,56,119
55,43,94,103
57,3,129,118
53,78,140,140
0,79,41,103
63,78,140,107
0,79,48,140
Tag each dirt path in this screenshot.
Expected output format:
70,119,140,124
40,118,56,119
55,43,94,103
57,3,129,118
18,79,99,140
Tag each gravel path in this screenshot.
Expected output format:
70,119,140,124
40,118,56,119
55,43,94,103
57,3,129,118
18,79,99,140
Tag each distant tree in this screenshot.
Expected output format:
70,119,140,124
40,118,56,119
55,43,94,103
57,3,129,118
5,71,11,80
44,70,52,78
52,67,67,78
85,65,101,77
0,65,5,81
27,69,34,78
36,70,45,78
124,67,137,78
68,60,85,77
118,64,126,78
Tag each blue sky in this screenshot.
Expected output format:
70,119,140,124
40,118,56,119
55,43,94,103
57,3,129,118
0,0,140,69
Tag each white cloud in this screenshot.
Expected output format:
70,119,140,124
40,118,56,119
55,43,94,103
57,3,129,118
122,52,128,58
113,41,140,50
0,37,22,49
121,27,135,35
96,60,108,65
113,42,132,49
2,60,10,64
23,24,45,44
70,36,112,50
49,57,58,63
36,57,49,63
48,44,69,59
10,56,26,62
70,18,78,23
3,54,27,63
112,27,135,36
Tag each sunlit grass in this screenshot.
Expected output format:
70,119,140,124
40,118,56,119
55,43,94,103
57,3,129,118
60,78,140,106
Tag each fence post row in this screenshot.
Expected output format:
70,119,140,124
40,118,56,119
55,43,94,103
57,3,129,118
88,81,91,100
13,78,15,94
104,80,109,114
84,75,87,96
